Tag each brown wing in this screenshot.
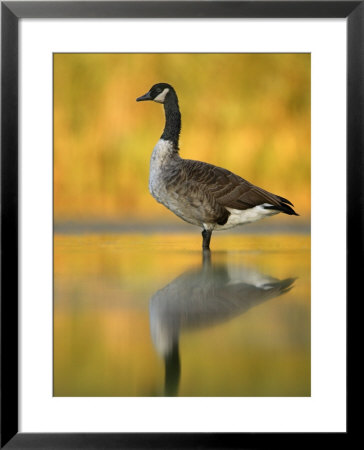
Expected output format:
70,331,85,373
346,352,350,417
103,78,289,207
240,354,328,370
181,159,297,216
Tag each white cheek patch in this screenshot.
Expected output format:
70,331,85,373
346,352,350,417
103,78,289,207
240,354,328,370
154,88,170,103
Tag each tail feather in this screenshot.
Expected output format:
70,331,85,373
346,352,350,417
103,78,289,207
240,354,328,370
263,277,297,295
277,195,294,207
264,201,299,216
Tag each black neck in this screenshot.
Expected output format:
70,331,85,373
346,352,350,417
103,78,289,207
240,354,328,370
161,91,181,149
164,341,180,396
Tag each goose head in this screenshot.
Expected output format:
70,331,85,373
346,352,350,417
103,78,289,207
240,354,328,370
136,83,175,104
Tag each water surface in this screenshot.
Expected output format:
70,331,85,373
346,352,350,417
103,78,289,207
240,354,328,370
54,233,310,396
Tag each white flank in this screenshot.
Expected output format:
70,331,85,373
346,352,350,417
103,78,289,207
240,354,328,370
214,204,279,231
226,263,277,289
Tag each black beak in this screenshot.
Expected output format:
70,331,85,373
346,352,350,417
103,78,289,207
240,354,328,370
136,91,152,102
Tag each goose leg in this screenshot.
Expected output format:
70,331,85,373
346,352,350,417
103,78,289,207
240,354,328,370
202,229,212,250
202,248,211,266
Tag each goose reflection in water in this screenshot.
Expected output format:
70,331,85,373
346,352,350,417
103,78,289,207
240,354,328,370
149,251,296,396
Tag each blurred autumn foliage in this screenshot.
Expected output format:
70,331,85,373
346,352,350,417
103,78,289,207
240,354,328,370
54,53,310,223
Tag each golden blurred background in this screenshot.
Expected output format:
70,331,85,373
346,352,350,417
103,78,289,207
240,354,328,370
54,234,310,396
54,53,310,224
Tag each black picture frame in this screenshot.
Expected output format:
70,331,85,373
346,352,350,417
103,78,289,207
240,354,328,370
1,1,358,448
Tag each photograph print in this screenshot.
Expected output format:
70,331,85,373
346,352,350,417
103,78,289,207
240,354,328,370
53,53,310,397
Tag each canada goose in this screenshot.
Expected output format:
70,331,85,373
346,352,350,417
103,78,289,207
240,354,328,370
137,83,298,250
149,251,296,395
